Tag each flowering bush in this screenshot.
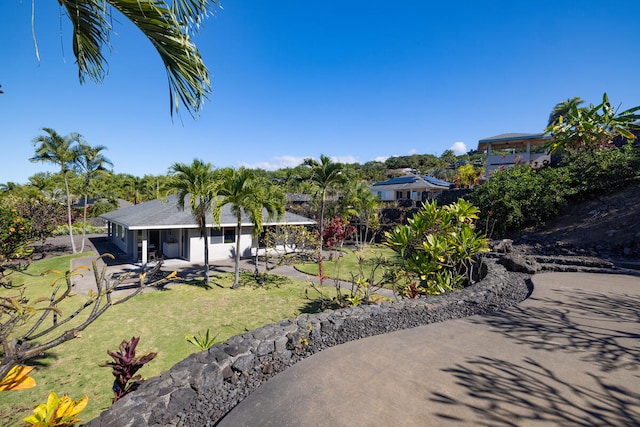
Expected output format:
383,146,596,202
0,205,32,262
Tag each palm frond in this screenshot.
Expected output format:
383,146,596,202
58,0,110,84
106,0,213,117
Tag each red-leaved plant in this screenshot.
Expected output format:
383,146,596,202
100,336,157,402
322,216,356,248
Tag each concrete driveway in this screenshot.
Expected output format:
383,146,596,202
218,272,640,426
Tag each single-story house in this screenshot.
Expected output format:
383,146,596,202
370,175,452,207
478,133,552,178
99,194,315,264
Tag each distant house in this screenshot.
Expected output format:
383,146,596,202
370,175,452,207
478,133,552,178
99,194,315,265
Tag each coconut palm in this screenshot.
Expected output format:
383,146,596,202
340,180,380,246
31,128,81,253
167,159,218,283
303,154,345,248
214,168,285,289
547,96,584,127
74,143,113,252
38,0,219,118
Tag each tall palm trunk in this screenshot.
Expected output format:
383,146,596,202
80,177,89,253
200,211,210,283
203,232,210,283
63,172,77,253
232,218,242,289
319,188,326,249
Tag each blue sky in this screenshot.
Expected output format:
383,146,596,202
2,1,639,184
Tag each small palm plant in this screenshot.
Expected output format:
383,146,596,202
185,328,219,351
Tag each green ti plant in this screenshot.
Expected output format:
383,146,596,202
100,336,157,403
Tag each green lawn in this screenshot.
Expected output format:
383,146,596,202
295,244,400,286
1,256,318,426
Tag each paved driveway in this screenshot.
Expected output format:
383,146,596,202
218,272,640,427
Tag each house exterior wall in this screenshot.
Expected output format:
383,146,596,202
380,190,395,201
187,226,255,263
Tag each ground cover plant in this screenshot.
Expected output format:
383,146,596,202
0,255,317,425
294,244,399,286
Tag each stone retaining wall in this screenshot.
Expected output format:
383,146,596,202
86,259,530,427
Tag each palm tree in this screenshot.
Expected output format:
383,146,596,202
74,143,113,252
167,159,218,283
31,128,81,253
547,96,584,127
214,168,285,289
341,180,380,247
303,154,345,248
42,0,218,118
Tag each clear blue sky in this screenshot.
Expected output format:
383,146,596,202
2,1,639,184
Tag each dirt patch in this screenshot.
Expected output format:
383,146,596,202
507,178,640,261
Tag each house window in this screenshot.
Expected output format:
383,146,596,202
211,227,236,244
406,191,411,199
377,191,383,200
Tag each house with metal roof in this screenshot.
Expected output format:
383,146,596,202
478,133,552,177
99,194,315,265
370,174,452,207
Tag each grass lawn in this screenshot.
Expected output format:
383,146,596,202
295,244,400,286
0,256,318,426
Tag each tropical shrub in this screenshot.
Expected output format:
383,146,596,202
385,199,489,295
470,165,573,237
22,391,88,427
88,200,118,217
100,337,157,403
471,144,640,237
0,365,36,391
0,205,33,262
545,93,640,153
563,143,640,196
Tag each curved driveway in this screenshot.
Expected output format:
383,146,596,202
219,272,640,426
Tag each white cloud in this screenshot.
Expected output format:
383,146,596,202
373,155,389,162
330,155,360,164
408,148,418,155
449,141,467,155
239,155,305,171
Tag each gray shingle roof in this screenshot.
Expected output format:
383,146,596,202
99,194,315,230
